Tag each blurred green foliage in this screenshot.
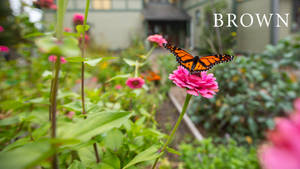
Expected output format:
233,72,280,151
0,34,165,168
180,138,260,169
262,34,300,68
189,40,300,143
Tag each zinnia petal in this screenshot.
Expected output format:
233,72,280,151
169,66,218,98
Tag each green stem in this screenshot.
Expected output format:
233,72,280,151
145,46,156,58
80,0,90,115
134,60,139,78
50,0,68,168
151,94,192,169
50,56,61,169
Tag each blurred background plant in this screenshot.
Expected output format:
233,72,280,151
179,138,260,169
188,49,300,144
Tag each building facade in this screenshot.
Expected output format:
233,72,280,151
44,0,299,52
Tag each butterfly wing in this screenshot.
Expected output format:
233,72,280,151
164,43,194,63
193,54,234,72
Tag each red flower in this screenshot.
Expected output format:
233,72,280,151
126,77,145,89
259,99,300,169
169,66,218,98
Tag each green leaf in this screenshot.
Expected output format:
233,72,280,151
28,97,48,104
78,145,100,167
76,25,90,33
166,146,181,156
0,116,19,126
123,59,145,66
85,58,103,66
68,160,86,169
98,163,115,169
106,74,131,82
58,111,131,142
66,56,87,62
24,32,45,38
101,56,118,61
123,58,137,66
42,70,53,79
123,146,160,169
0,141,53,169
103,151,120,169
61,36,81,57
32,123,50,140
103,129,123,151
2,138,31,152
35,36,80,57
35,36,58,54
248,117,257,137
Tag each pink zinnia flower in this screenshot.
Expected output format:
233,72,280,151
259,99,300,169
147,34,167,47
73,13,84,25
48,55,67,64
169,66,218,98
64,27,72,32
0,46,9,53
115,85,122,90
66,111,75,119
0,26,4,32
126,77,145,89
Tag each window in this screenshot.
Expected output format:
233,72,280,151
92,0,111,10
292,0,300,31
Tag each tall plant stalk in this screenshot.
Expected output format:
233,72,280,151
80,0,90,115
151,94,192,169
49,0,68,168
80,0,100,163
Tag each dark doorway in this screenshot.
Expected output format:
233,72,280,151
147,21,188,47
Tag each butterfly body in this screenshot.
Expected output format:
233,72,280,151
164,43,234,73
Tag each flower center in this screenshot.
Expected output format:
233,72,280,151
132,80,140,86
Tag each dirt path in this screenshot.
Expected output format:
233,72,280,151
155,97,193,162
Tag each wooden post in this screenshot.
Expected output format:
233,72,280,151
270,0,279,45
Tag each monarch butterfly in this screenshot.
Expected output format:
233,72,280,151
163,43,234,73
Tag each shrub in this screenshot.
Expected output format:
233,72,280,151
262,35,300,68
189,54,300,143
180,139,260,169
